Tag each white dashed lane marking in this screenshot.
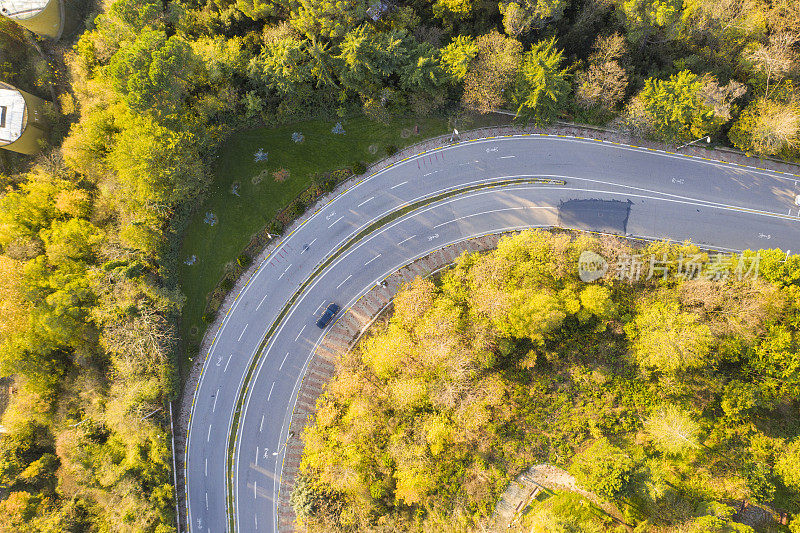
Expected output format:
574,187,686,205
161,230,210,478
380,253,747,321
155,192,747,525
256,292,269,310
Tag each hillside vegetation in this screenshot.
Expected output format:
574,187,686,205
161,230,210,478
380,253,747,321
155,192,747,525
295,230,800,532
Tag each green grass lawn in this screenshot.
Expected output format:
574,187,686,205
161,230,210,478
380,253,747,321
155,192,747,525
175,113,511,381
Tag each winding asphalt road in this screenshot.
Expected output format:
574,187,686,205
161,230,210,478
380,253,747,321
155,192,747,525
185,134,800,533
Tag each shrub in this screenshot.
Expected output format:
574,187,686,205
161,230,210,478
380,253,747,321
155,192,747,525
385,144,398,156
351,161,367,175
287,201,304,219
272,168,290,182
237,253,251,267
322,179,336,192
572,439,636,500
267,220,283,235
220,277,234,292
202,311,216,323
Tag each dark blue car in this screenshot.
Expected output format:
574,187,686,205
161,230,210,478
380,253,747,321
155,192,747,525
316,303,340,329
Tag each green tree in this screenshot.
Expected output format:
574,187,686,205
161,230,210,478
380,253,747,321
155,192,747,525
108,0,164,30
463,31,523,113
578,284,616,321
572,439,636,499
41,219,104,266
108,112,205,209
686,514,754,532
432,0,476,24
290,0,369,40
575,33,628,112
440,36,479,83
644,405,700,456
729,96,800,157
513,38,570,125
500,0,568,37
249,33,312,96
638,70,724,142
106,30,200,118
402,43,445,94
618,0,684,44
626,300,713,372
776,438,800,493
235,0,278,19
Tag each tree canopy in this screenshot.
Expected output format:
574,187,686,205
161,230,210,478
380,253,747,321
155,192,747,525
296,230,800,531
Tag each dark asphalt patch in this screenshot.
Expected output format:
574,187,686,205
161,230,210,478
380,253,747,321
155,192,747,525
557,199,632,234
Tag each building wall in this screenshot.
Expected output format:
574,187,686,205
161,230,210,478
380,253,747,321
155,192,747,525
2,88,48,155
1,0,64,40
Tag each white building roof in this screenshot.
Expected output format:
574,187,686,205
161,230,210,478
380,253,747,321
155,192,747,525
0,0,51,20
0,87,26,144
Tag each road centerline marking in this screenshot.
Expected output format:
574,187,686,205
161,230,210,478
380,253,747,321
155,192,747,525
390,181,408,189
336,274,352,289
328,216,344,229
364,254,381,266
238,324,248,342
358,197,374,207
294,325,306,342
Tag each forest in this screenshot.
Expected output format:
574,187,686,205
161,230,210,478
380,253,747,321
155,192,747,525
0,0,797,530
295,230,800,532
